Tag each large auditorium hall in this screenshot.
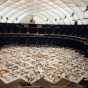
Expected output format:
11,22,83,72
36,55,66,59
0,0,88,88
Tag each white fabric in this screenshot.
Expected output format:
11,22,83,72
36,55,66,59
0,0,88,24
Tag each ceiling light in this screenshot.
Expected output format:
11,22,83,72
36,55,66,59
59,18,61,21
70,12,74,17
63,16,66,19
16,18,18,20
55,19,57,21
6,17,8,20
46,19,48,21
83,6,88,13
1,16,3,19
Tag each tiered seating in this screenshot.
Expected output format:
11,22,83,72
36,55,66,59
20,28,28,33
0,37,9,45
65,27,75,35
29,28,37,33
0,25,5,33
47,38,53,45
72,28,81,36
54,28,61,34
18,37,27,45
80,29,88,37
38,28,45,34
3,37,11,44
54,39,67,46
52,38,60,45
38,37,46,45
0,37,4,46
5,26,11,33
27,37,36,45
60,27,67,35
46,28,53,34
12,26,20,33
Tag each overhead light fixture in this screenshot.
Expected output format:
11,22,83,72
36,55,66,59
70,12,74,17
55,19,57,21
1,16,3,19
74,21,77,25
6,17,8,20
59,18,61,21
83,6,88,13
30,19,33,22
63,16,66,19
46,19,48,21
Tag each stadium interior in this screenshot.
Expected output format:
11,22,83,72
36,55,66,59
0,0,88,88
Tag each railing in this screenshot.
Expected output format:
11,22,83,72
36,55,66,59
0,33,87,45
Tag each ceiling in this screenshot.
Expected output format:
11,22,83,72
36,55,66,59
0,0,88,25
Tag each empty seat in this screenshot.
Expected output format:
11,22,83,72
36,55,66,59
0,37,9,45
